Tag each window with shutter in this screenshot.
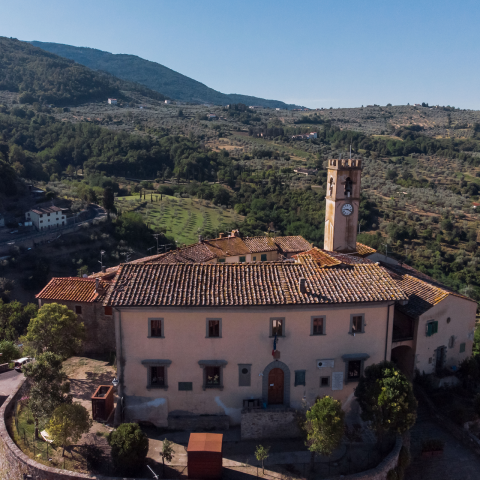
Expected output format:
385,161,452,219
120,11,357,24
460,343,466,353
261,254,267,261
178,382,192,391
426,321,438,336
238,364,251,386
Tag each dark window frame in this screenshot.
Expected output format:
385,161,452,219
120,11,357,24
198,360,227,390
311,316,326,335
149,365,166,388
342,354,369,384
350,314,365,334
294,370,306,387
148,318,164,338
261,253,267,261
320,376,330,387
75,305,82,315
104,306,113,316
460,342,466,353
206,318,222,338
239,256,246,263
426,320,438,337
270,317,285,337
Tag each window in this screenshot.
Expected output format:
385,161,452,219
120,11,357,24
253,256,256,261
150,366,165,387
206,318,221,338
350,314,364,334
199,360,227,390
142,359,171,389
179,382,193,391
294,370,306,386
47,213,50,216
238,364,251,386
239,256,246,263
149,318,163,338
271,318,284,337
205,366,221,387
311,316,325,335
208,319,220,338
347,360,361,381
261,254,267,261
104,306,113,316
218,258,225,263
460,343,466,353
426,321,438,337
448,335,455,348
75,305,82,314
320,376,330,387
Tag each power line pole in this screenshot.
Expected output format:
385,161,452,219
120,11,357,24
152,234,161,254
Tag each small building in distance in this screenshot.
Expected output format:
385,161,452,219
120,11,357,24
294,168,318,176
165,100,172,104
25,206,66,231
207,114,217,120
108,98,117,105
292,132,317,140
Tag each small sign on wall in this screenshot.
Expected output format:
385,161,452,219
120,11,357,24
331,372,344,391
317,359,334,368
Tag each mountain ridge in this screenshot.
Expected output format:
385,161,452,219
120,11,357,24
30,41,302,109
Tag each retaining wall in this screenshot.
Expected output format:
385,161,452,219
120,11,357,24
241,408,301,439
167,414,229,431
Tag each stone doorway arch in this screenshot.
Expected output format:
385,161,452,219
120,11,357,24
262,361,291,407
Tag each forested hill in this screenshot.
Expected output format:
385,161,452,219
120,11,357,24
0,37,167,106
30,41,301,109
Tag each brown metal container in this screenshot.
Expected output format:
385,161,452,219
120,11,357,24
187,433,223,479
91,385,114,422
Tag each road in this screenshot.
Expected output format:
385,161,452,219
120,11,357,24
0,370,24,409
0,204,107,250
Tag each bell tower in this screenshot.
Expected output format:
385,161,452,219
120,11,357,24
324,157,362,253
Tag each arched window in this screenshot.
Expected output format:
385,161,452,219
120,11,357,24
345,177,353,197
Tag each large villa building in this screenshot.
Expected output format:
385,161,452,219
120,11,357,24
37,157,477,431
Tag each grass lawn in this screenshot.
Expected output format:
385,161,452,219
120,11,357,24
115,194,243,245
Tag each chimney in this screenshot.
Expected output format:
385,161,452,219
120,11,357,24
95,278,100,292
101,266,106,273
198,235,203,243
299,277,306,294
219,233,225,239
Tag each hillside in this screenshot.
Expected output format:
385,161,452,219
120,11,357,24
0,37,167,106
30,41,301,109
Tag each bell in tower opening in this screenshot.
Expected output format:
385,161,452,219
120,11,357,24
323,158,362,253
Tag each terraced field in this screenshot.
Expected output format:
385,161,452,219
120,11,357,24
115,194,243,245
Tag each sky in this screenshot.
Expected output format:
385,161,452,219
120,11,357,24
1,0,479,109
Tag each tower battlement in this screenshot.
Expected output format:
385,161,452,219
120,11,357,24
328,158,362,169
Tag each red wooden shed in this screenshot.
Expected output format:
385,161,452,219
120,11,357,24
187,433,223,479
91,385,114,422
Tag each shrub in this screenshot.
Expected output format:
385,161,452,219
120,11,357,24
108,423,149,474
0,340,21,363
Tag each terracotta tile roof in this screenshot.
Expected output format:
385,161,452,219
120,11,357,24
294,248,342,267
356,242,377,256
150,244,217,264
243,237,277,253
273,236,312,253
204,237,252,257
36,277,110,303
382,262,475,318
105,259,406,307
29,205,64,215
295,247,374,267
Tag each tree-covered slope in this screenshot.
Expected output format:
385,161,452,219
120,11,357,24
0,37,167,106
30,41,301,109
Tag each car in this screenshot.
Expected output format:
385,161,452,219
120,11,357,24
14,357,34,372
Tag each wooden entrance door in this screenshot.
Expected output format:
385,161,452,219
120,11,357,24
268,368,284,405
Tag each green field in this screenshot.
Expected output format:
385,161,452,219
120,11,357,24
115,194,243,245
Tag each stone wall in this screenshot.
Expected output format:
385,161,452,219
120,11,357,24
167,414,229,431
241,408,301,440
0,378,147,480
40,300,115,355
325,435,404,480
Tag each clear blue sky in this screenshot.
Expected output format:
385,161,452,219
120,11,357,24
1,0,479,109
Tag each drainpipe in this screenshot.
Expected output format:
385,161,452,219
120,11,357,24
113,308,124,427
384,303,394,361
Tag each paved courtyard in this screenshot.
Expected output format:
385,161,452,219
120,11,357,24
405,401,480,480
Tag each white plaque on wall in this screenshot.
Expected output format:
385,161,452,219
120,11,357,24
317,359,334,369
331,372,344,391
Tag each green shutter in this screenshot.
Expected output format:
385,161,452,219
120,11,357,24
261,254,267,261
294,370,306,386
460,343,466,353
178,382,192,391
433,321,438,334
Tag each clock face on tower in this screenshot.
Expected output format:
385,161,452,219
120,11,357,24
341,203,353,216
